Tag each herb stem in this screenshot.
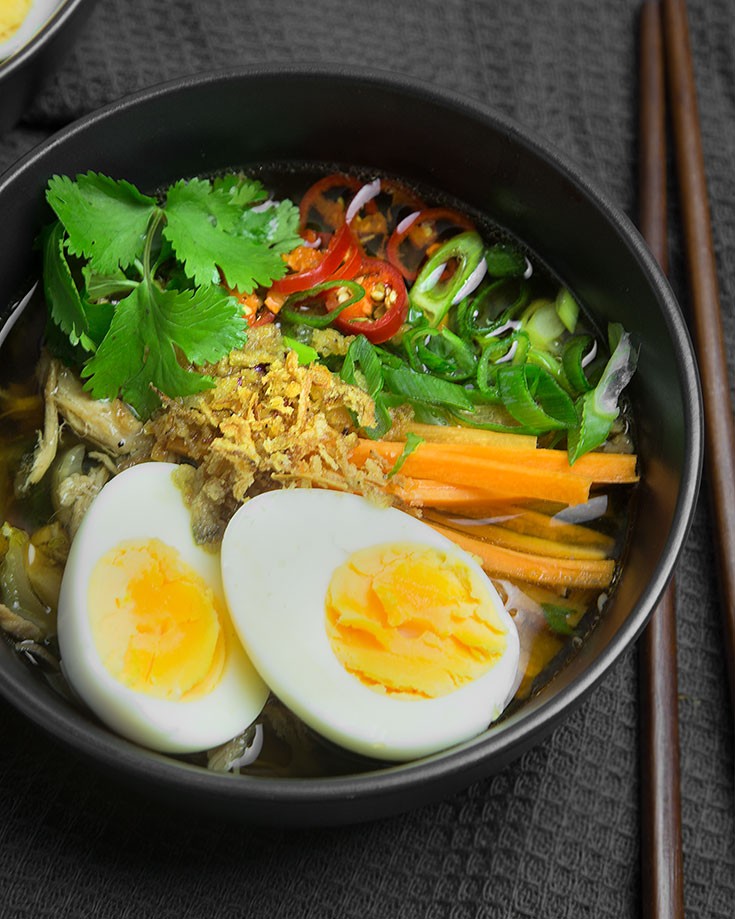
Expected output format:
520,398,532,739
143,211,165,283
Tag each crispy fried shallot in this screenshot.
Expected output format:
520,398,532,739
148,326,391,543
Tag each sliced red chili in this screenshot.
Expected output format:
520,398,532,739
299,173,378,237
326,257,408,344
354,181,428,258
386,207,476,282
269,222,353,296
379,179,428,225
338,238,364,281
249,310,275,328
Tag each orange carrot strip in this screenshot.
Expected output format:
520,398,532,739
356,439,638,484
428,521,615,589
389,480,613,549
483,504,615,549
389,478,521,509
353,442,593,505
402,422,538,450
422,511,611,560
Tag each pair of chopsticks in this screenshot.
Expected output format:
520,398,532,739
639,1,735,917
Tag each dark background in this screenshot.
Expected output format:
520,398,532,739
1,1,733,916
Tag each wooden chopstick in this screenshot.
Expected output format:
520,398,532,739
661,0,735,716
638,5,685,918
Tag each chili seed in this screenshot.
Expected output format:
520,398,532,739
371,282,386,302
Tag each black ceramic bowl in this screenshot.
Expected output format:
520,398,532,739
0,0,96,134
0,66,702,826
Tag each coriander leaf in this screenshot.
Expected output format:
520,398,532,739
541,603,577,636
82,264,138,300
165,178,242,236
163,179,288,292
44,313,91,367
81,281,247,419
46,173,158,274
85,301,116,349
213,174,268,207
238,199,302,255
41,221,92,350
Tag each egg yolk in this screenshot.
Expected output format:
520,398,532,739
325,542,508,699
88,539,226,701
0,0,32,43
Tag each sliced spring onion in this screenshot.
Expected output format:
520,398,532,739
497,363,578,430
417,262,447,294
555,288,579,333
525,346,569,389
485,317,522,338
447,406,541,435
581,340,598,368
340,335,392,439
496,340,518,365
562,335,596,394
410,232,485,327
382,364,474,411
484,242,527,278
567,330,637,464
404,327,477,381
520,299,565,352
476,340,510,397
451,256,487,305
455,277,529,341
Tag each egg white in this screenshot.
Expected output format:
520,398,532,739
220,489,520,762
0,0,64,59
57,462,269,754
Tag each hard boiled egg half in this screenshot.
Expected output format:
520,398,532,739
0,0,63,59
57,462,269,754
221,489,520,761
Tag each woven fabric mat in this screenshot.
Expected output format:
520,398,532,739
1,1,733,916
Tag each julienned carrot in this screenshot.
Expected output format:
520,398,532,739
402,422,538,451
352,442,593,506
389,478,615,550
421,510,612,561
428,521,615,589
354,439,638,484
487,504,616,549
389,478,522,509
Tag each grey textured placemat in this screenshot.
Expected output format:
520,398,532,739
1,1,733,917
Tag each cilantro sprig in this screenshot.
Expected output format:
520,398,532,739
42,171,302,418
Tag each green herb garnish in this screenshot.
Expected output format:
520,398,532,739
387,433,424,478
42,171,303,419
541,602,577,636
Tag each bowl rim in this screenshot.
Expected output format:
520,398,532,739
0,63,704,818
0,0,89,80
